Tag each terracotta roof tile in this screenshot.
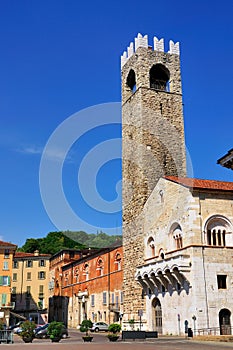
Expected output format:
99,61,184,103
14,252,51,258
164,176,233,191
0,240,17,248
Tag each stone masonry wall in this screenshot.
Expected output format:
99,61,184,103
122,36,187,325
141,178,233,333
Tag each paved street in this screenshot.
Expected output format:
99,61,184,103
1,330,233,350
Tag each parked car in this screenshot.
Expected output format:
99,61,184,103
34,323,68,339
90,322,109,332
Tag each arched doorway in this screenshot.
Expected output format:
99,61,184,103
152,298,162,334
219,309,231,335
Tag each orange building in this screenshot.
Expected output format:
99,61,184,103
61,244,123,328
0,240,17,326
48,248,99,326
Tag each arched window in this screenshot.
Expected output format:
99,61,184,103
74,268,79,282
205,216,232,247
114,253,122,271
126,69,136,92
159,249,165,260
147,237,155,258
64,272,69,286
150,64,170,91
170,223,183,250
96,258,104,276
83,263,89,281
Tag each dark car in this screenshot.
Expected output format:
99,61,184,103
34,323,68,339
90,322,109,332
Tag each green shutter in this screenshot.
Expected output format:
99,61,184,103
7,276,10,286
0,276,3,286
2,294,6,304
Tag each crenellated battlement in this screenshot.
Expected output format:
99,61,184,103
121,33,180,68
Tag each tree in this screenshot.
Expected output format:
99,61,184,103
18,230,122,255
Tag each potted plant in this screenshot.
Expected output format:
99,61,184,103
80,319,93,342
19,320,36,343
107,323,121,341
47,321,64,342
129,318,135,330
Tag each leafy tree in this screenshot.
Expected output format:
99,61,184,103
18,230,122,255
17,238,41,253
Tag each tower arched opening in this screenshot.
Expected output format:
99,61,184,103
150,64,170,91
126,69,136,92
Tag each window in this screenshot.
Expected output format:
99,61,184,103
12,287,16,295
147,237,155,258
38,271,46,280
159,249,165,260
4,249,9,258
115,253,122,271
39,285,44,294
96,259,103,276
27,272,31,280
205,216,231,247
3,261,8,270
91,294,95,307
64,273,69,286
0,276,10,286
103,292,107,305
111,293,114,304
83,263,89,281
217,275,227,289
74,269,79,282
26,286,31,295
13,261,18,269
26,260,33,268
39,260,45,267
116,295,119,310
12,273,17,282
171,225,183,249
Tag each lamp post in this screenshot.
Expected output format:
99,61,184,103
192,315,196,336
177,314,181,335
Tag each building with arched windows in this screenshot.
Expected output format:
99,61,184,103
135,176,233,335
121,33,233,335
50,243,123,328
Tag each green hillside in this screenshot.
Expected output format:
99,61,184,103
18,231,122,255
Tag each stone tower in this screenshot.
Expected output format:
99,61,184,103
121,33,187,326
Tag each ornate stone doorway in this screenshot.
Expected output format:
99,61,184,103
219,308,231,335
152,298,162,334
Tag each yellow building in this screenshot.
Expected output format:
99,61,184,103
0,240,17,326
11,250,51,324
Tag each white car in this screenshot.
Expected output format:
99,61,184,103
90,322,109,332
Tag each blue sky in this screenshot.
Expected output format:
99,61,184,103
0,0,232,247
